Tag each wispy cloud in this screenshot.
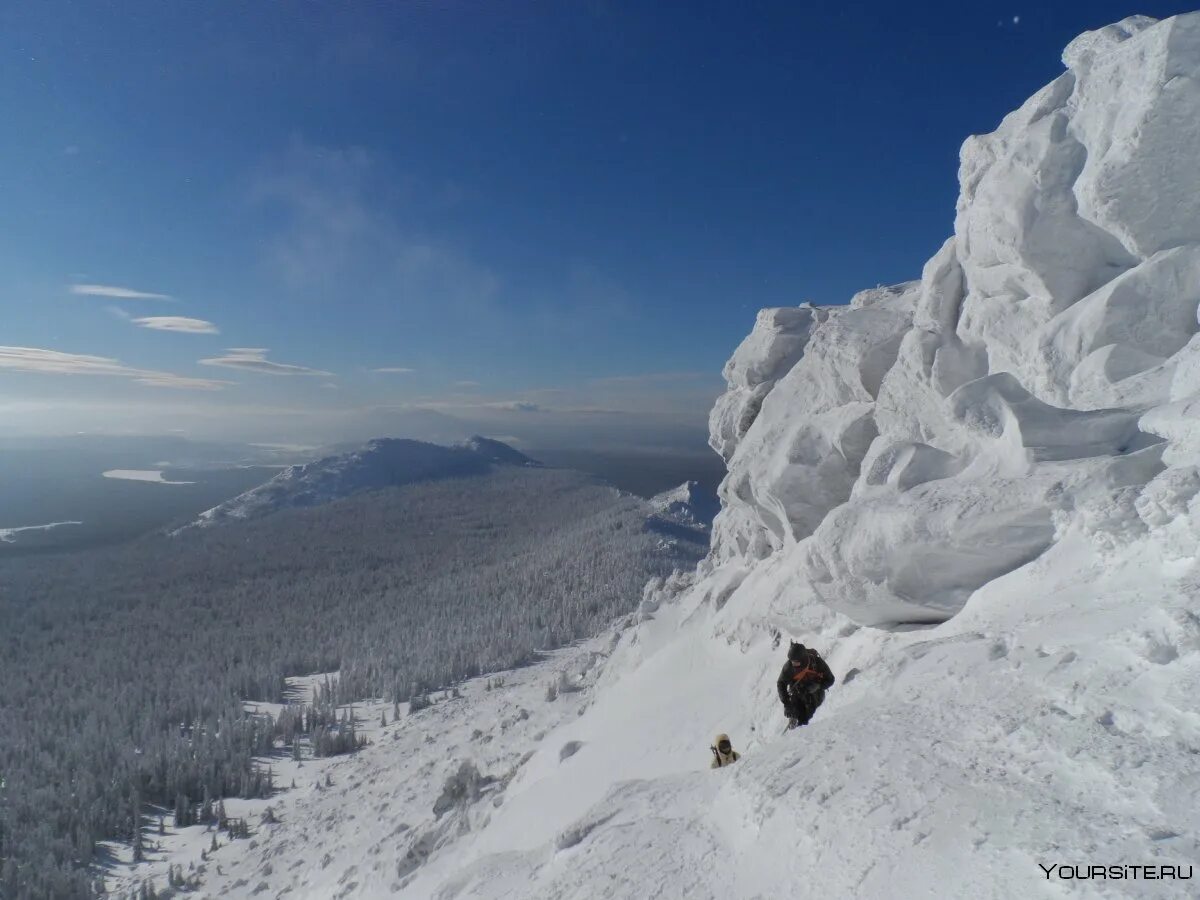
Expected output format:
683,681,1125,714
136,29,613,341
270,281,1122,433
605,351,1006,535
199,347,332,376
0,346,228,391
132,316,220,335
409,398,545,414
412,397,625,416
454,380,481,389
486,401,544,413
71,283,173,301
132,375,228,390
588,371,709,387
373,366,415,374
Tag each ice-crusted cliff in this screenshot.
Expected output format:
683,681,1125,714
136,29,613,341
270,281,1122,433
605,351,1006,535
711,13,1200,627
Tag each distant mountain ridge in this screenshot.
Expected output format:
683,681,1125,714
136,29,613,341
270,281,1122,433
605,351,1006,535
178,436,539,531
455,435,538,467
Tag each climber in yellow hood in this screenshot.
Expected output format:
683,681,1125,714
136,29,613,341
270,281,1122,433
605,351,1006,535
710,733,740,768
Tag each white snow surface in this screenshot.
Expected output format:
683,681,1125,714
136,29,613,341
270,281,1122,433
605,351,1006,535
102,469,195,484
122,15,1200,899
0,520,83,543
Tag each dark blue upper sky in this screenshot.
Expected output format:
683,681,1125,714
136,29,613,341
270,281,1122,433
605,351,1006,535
1,0,1193,444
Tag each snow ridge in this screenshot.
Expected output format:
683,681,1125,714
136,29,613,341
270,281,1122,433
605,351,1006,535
178,437,537,530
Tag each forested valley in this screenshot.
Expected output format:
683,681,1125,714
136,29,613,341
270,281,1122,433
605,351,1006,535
0,468,704,898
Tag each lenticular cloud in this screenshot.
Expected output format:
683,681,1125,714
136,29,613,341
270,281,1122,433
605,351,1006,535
199,347,331,376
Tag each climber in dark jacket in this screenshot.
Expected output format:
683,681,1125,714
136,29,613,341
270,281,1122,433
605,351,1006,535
777,641,836,729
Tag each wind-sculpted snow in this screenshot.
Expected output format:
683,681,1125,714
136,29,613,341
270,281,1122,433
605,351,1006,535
708,305,827,463
710,13,1200,626
1040,247,1200,408
710,290,915,567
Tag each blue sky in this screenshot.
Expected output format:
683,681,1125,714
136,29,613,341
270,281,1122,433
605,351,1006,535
1,0,1192,446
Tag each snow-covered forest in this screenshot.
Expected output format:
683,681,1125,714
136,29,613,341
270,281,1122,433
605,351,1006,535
0,467,703,899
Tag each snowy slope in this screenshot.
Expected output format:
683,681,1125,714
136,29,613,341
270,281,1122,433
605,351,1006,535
178,437,537,530
121,14,1200,899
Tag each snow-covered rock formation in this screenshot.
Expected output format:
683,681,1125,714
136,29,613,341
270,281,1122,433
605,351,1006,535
711,13,1200,628
178,437,538,530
